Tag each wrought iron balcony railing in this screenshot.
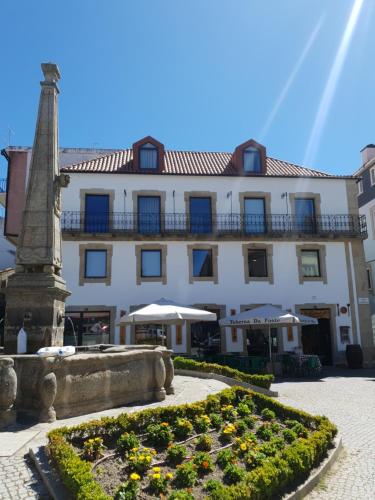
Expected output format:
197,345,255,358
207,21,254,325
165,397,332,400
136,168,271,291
61,212,367,238
0,178,6,193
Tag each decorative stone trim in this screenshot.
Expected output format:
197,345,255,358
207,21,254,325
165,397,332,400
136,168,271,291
78,243,113,286
187,244,219,284
289,192,322,217
242,243,274,284
238,191,271,219
296,244,327,284
135,244,167,285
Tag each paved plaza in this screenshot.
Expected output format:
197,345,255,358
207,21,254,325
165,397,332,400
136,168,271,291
0,370,374,499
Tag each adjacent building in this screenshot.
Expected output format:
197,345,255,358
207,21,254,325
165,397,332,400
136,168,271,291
2,138,374,364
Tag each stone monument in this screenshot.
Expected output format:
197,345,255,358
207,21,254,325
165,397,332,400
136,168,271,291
4,63,70,354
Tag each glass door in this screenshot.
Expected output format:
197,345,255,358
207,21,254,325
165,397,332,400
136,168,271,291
84,194,110,232
244,198,266,233
294,198,315,233
138,196,161,234
189,197,212,233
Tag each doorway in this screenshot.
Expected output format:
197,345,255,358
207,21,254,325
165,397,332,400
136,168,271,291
191,307,222,356
64,310,111,346
300,308,333,365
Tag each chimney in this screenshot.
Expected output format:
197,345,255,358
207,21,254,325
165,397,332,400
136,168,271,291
360,144,375,165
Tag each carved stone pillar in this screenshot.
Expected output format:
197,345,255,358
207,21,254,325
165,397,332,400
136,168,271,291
0,358,17,428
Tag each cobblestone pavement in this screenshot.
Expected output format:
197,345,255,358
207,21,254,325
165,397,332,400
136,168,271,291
273,368,375,500
0,375,228,499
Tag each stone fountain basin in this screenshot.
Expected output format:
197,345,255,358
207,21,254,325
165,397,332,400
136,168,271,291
0,345,174,424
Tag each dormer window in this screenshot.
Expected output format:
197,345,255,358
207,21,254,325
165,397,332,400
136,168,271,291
140,142,158,169
243,146,261,173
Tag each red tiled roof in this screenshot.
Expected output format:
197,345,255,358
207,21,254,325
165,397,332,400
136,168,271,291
61,149,350,178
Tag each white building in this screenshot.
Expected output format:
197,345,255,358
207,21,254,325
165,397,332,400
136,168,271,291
2,138,374,364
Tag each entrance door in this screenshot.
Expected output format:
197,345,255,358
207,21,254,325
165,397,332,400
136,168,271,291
85,194,110,232
191,308,221,356
300,309,332,365
64,310,111,346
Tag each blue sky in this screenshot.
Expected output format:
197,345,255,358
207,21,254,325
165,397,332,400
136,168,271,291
0,0,374,176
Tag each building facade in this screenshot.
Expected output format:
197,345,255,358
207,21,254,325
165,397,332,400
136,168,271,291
2,138,374,364
355,144,375,347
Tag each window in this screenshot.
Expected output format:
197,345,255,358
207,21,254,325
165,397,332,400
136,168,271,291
301,250,320,277
135,244,167,284
371,168,375,186
294,198,316,232
357,179,363,195
193,249,213,277
189,197,212,233
141,250,161,277
243,146,261,173
138,196,161,233
139,142,158,169
339,326,350,344
84,194,110,232
248,249,268,277
366,267,373,291
64,310,112,346
85,250,107,278
244,198,266,233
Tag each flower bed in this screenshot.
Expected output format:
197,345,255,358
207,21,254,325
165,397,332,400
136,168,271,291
47,387,336,499
173,356,274,389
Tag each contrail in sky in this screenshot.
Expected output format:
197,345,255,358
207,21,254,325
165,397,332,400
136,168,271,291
303,0,364,167
259,15,325,141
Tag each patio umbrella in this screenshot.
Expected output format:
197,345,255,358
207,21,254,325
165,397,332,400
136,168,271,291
117,298,217,345
219,304,317,360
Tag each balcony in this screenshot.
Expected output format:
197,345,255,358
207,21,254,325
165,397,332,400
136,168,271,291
61,212,367,240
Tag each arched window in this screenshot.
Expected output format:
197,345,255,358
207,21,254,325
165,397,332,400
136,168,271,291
243,146,261,173
140,142,158,169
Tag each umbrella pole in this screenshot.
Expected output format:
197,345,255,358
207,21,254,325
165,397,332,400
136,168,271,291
268,325,272,362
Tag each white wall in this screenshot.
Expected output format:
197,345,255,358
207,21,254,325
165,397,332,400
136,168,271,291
62,239,353,352
62,173,350,215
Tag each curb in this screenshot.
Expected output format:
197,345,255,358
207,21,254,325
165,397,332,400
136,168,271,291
29,446,72,500
175,368,278,397
283,434,343,500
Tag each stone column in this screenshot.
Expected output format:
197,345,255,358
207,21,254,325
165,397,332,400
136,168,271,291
4,63,70,354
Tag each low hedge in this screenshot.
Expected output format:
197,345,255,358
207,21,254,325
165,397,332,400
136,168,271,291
47,386,336,500
173,356,274,389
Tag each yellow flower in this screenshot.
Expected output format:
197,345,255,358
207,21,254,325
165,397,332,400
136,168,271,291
139,455,145,461
152,473,161,479
130,472,140,481
151,449,157,455
240,443,247,451
166,473,173,480
131,447,138,452
152,467,161,472
146,455,152,463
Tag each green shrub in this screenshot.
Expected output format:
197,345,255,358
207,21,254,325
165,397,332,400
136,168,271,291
127,448,154,474
283,428,298,443
173,357,274,389
285,420,309,438
209,412,223,429
148,470,170,496
194,414,211,433
243,415,257,429
237,401,252,417
167,444,187,465
216,448,237,469
256,423,273,441
261,408,276,421
223,463,246,484
168,490,195,500
82,437,105,461
244,449,267,470
235,419,248,436
116,432,140,455
193,452,214,475
146,422,174,448
174,461,198,488
174,418,193,440
115,478,140,500
196,433,213,451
